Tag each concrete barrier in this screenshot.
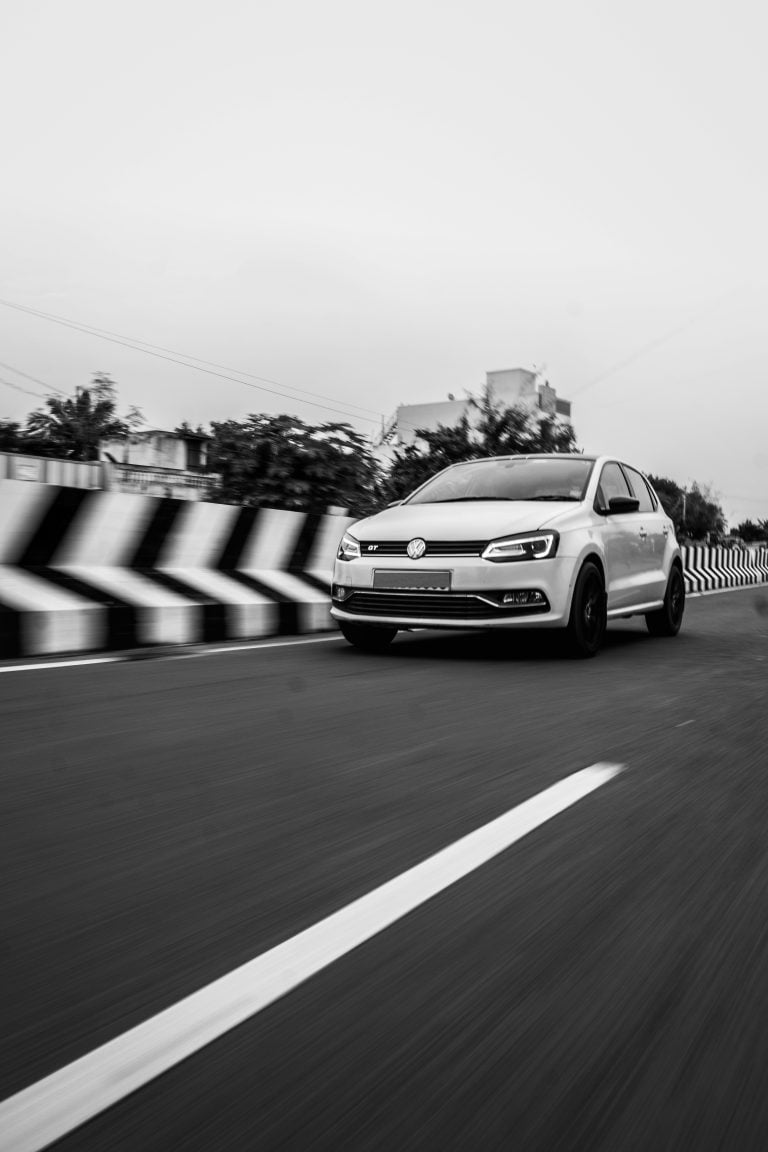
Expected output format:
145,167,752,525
681,544,768,594
1,481,767,659
0,482,353,658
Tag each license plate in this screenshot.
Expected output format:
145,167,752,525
373,569,451,591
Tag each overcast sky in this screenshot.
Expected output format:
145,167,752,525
1,0,766,526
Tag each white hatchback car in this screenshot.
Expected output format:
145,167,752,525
331,454,685,657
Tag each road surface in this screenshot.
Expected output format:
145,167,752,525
1,589,767,1150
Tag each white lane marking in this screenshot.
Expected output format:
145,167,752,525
0,657,120,674
0,635,342,674
193,634,340,655
0,762,624,1152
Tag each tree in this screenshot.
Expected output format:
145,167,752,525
682,483,726,541
25,374,144,461
381,387,578,503
0,420,23,453
646,475,684,526
471,388,577,456
647,474,726,541
734,519,768,543
208,414,383,515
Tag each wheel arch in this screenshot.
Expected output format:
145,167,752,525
564,549,606,620
581,550,606,583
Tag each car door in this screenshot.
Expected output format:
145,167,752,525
594,461,641,610
622,464,668,602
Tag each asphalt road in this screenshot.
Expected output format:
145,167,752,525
2,589,768,1150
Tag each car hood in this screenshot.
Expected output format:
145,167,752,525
351,501,578,540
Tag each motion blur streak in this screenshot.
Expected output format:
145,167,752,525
0,764,621,1152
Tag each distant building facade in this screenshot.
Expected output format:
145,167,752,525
99,430,219,500
1,430,220,500
387,368,572,448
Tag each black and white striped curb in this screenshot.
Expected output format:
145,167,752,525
681,545,768,595
0,483,353,659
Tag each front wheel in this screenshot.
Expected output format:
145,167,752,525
564,561,607,658
646,566,685,636
339,621,398,652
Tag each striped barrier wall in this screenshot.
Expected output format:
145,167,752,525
0,451,103,488
681,545,768,594
0,481,354,658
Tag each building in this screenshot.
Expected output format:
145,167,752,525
385,367,572,448
1,429,220,500
99,429,220,500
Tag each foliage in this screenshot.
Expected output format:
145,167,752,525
381,387,578,503
208,414,383,515
24,374,144,461
647,474,726,541
0,419,23,453
733,519,768,543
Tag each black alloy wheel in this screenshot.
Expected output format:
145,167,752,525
646,565,685,637
565,561,607,658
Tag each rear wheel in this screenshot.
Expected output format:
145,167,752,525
564,561,607,658
646,565,685,636
339,621,398,652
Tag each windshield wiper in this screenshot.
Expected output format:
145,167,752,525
524,495,581,501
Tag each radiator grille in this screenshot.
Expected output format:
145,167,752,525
359,540,486,558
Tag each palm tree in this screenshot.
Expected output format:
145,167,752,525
25,374,143,460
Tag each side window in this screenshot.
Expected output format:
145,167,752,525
595,462,631,511
622,465,655,513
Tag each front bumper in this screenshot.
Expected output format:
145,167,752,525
331,555,576,629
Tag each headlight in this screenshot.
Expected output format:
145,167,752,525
482,531,559,562
337,531,361,561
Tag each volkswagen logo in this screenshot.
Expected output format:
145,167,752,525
407,538,427,559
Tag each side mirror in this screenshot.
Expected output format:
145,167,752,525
607,495,640,515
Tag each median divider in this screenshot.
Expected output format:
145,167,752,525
0,482,353,658
681,544,768,594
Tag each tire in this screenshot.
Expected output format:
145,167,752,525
339,621,398,652
645,565,685,637
564,561,607,658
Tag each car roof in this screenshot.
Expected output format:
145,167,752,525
447,454,598,465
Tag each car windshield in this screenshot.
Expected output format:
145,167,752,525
406,456,594,504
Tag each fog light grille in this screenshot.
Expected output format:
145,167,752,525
501,590,547,606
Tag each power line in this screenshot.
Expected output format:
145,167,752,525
0,299,384,425
0,360,68,397
570,284,753,400
0,376,49,401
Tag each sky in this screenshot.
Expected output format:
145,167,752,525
1,0,767,528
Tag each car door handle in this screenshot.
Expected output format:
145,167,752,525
638,528,647,540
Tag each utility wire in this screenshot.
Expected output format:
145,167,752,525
0,299,384,424
0,376,49,401
570,284,752,400
0,360,68,396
